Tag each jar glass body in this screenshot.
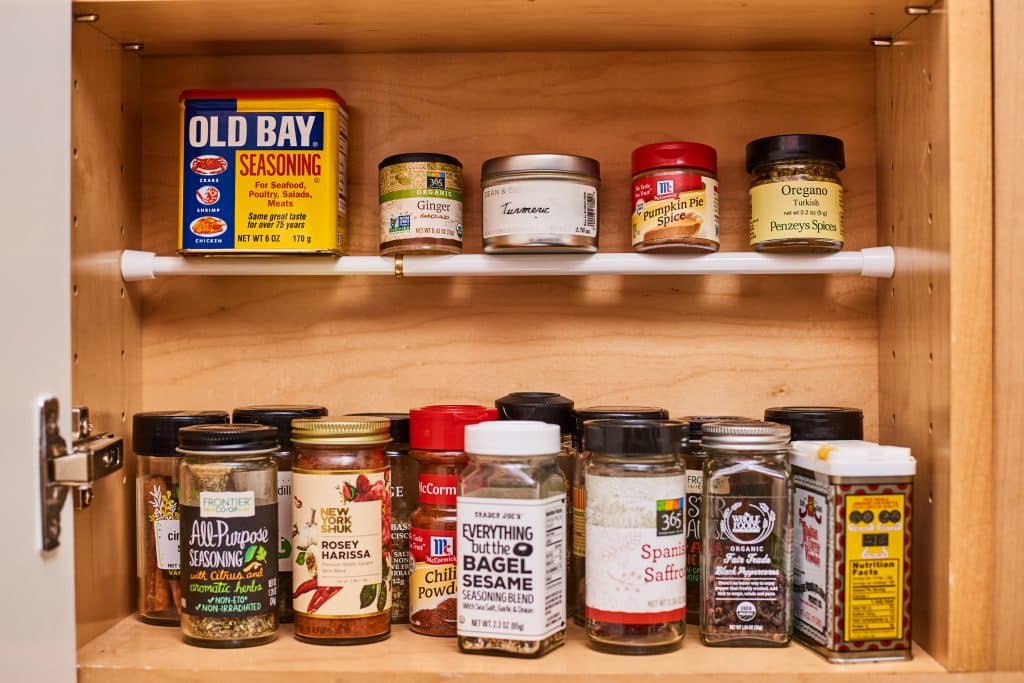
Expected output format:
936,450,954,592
631,166,720,253
701,445,793,646
179,451,278,648
585,452,686,654
409,448,466,636
749,159,844,253
137,453,182,625
292,440,391,645
388,441,417,623
457,452,567,657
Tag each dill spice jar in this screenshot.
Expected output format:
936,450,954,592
747,134,846,252
631,142,720,253
457,421,567,657
571,405,668,626
135,410,229,626
232,404,327,624
379,153,464,255
585,419,687,655
178,424,279,648
290,417,392,645
408,404,497,636
346,412,416,624
701,420,792,647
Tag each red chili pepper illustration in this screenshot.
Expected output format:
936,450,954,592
307,586,342,613
293,577,318,599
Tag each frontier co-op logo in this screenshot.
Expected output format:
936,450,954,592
721,502,776,545
200,491,255,518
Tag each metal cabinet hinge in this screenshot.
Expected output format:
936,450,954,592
40,399,124,550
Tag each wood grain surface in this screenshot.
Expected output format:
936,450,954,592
137,50,880,435
71,24,144,646
74,0,913,54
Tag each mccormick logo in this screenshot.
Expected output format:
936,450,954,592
426,171,446,190
419,478,457,498
721,501,776,545
431,536,453,557
199,491,255,518
656,179,674,195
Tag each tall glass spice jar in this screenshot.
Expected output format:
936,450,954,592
747,134,846,253
585,419,687,654
346,412,417,624
135,410,229,625
679,415,745,626
290,417,393,645
457,421,567,657
408,404,497,636
232,404,327,624
178,424,279,648
701,420,793,647
571,405,668,625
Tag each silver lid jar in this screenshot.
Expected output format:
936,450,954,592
481,154,600,253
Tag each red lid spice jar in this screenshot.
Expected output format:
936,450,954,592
408,404,497,636
631,142,720,253
290,417,393,645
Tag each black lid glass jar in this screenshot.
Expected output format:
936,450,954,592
747,134,845,253
763,406,863,441
134,410,229,625
178,424,280,648
231,405,327,623
584,419,686,655
701,420,792,647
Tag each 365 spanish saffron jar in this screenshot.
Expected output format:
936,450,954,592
746,134,846,253
178,89,348,255
631,142,720,253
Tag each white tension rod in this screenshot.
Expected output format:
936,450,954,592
120,247,896,282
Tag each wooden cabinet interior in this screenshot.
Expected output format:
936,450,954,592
70,0,1006,677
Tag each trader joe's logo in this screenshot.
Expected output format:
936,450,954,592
721,502,776,545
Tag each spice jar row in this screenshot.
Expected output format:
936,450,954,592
176,89,848,257
134,400,914,664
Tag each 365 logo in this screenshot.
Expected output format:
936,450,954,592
427,171,446,190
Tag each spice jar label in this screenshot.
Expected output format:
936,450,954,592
794,484,829,643
748,181,844,245
631,173,719,246
154,520,181,571
291,468,390,618
482,180,598,239
457,495,567,641
585,473,686,624
418,473,459,505
380,161,464,248
180,498,278,618
277,471,292,572
685,469,703,596
571,486,586,559
843,493,906,642
409,527,458,629
707,497,789,633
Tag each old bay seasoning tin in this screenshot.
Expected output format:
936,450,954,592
178,89,348,255
790,440,915,662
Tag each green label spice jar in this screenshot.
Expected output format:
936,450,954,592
178,424,280,648
457,421,567,657
379,153,464,255
747,134,846,253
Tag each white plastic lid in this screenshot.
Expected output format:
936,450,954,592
791,440,916,477
465,420,561,456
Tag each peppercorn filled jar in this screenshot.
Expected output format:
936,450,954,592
747,134,846,253
585,419,686,655
458,421,568,657
178,424,279,648
701,420,793,647
346,412,416,624
232,404,327,624
763,406,863,441
408,404,497,636
571,405,668,626
135,410,229,625
290,416,393,645
679,415,746,626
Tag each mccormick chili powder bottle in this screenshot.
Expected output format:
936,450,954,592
408,404,497,636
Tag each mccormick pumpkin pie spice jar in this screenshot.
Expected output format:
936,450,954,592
631,142,720,253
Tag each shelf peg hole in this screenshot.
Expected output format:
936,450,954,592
928,491,933,504
73,13,99,22
928,282,933,294
73,284,78,297
891,412,897,424
121,349,126,360
928,422,934,434
928,351,933,363
73,147,78,159
120,287,125,300
73,353,78,365
121,42,144,52
927,212,933,225
891,349,896,360
120,225,125,238
927,142,933,156
890,287,895,299
121,411,126,423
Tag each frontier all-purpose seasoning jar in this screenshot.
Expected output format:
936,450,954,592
290,417,393,645
481,154,600,253
178,424,279,648
231,404,327,623
379,153,464,255
457,421,567,658
135,410,229,625
701,420,793,647
747,134,846,252
571,405,668,626
408,404,497,636
631,142,720,253
584,419,687,655
346,412,416,624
